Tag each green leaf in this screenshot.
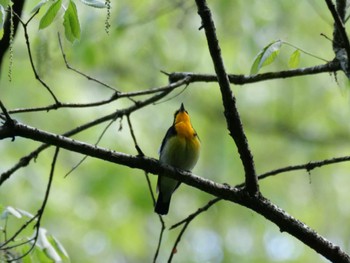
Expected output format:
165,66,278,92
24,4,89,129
63,0,81,43
31,0,50,13
50,235,70,259
288,49,300,68
39,0,62,29
79,0,106,8
36,228,62,262
250,52,264,75
250,40,282,74
0,5,5,40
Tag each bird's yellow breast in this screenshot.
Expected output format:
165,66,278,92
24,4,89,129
160,111,200,170
174,111,195,140
175,121,195,139
160,135,200,170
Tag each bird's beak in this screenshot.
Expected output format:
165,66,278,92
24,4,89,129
179,103,185,112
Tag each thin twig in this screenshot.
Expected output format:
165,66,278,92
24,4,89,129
8,95,119,114
126,115,144,156
258,155,350,181
125,114,156,202
153,221,165,263
0,78,188,185
13,11,60,104
125,114,164,263
0,100,13,124
58,33,118,92
282,41,328,62
168,221,189,263
10,147,60,261
37,147,59,224
168,60,340,85
0,215,38,249
170,197,221,230
7,77,190,114
65,119,115,177
166,198,221,262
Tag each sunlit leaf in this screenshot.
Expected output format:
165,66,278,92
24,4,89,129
288,49,301,68
1,206,22,219
250,40,282,74
260,40,282,66
16,208,35,218
63,0,81,42
51,235,70,258
39,0,62,29
250,52,264,75
79,0,106,8
31,0,50,13
36,228,62,262
30,242,55,262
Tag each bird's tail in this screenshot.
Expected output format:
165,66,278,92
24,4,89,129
155,192,171,215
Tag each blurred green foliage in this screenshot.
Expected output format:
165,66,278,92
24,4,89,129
1,0,350,262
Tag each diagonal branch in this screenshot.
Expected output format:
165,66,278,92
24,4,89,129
325,0,350,76
58,33,118,92
14,11,60,104
0,120,349,262
0,78,188,185
194,0,258,194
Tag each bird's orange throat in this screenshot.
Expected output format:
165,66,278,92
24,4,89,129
174,112,195,139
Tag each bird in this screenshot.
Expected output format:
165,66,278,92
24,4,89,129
155,103,200,215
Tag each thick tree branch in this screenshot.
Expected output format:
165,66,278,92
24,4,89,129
194,0,258,195
325,0,350,76
0,120,349,262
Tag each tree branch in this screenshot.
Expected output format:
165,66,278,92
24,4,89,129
325,0,350,76
194,0,258,194
5,76,190,114
13,11,60,104
58,33,118,92
168,60,340,85
0,78,188,185
257,155,350,182
0,120,349,262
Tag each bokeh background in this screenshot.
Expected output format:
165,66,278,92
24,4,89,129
1,0,350,262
